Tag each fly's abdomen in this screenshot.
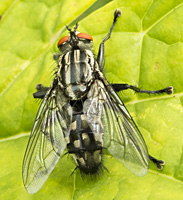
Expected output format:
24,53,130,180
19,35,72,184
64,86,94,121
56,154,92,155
59,50,94,100
67,113,103,174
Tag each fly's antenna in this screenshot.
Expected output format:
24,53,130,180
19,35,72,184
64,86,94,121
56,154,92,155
65,23,79,48
65,23,79,33
74,23,79,32
66,25,72,32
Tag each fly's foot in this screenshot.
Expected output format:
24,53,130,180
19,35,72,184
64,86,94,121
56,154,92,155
164,86,173,95
149,155,165,170
155,159,165,170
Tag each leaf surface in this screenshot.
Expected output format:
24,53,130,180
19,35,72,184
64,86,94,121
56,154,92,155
0,0,183,199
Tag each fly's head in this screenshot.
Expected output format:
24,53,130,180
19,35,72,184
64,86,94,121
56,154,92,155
57,23,93,54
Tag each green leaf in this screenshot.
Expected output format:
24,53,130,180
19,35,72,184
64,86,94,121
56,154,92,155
1,0,183,199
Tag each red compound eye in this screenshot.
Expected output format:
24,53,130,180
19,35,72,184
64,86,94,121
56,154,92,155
57,36,69,47
77,33,93,41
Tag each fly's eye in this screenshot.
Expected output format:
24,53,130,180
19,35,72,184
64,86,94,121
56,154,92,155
57,36,69,47
77,33,93,41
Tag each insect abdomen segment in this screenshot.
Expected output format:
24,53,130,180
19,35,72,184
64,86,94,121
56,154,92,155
67,111,103,174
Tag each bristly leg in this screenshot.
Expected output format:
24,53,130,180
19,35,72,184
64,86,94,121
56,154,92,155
111,84,173,95
149,155,165,170
97,9,121,70
70,166,79,177
33,84,49,99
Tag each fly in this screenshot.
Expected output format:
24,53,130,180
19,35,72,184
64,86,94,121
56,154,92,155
22,9,173,194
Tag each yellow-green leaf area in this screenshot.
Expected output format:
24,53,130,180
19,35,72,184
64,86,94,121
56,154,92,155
1,0,183,199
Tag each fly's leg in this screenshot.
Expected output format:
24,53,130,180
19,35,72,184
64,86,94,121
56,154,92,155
112,82,172,170
111,83,173,95
149,155,165,170
112,82,170,170
97,9,121,70
33,84,49,99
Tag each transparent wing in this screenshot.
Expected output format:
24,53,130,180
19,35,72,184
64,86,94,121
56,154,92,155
22,81,72,193
83,79,149,176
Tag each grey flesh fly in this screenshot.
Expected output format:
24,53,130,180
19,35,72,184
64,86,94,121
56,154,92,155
22,9,173,194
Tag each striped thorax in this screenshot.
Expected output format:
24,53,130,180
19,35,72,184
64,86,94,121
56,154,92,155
58,49,95,100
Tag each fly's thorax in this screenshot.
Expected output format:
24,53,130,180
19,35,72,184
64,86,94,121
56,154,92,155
58,49,95,100
67,113,104,174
